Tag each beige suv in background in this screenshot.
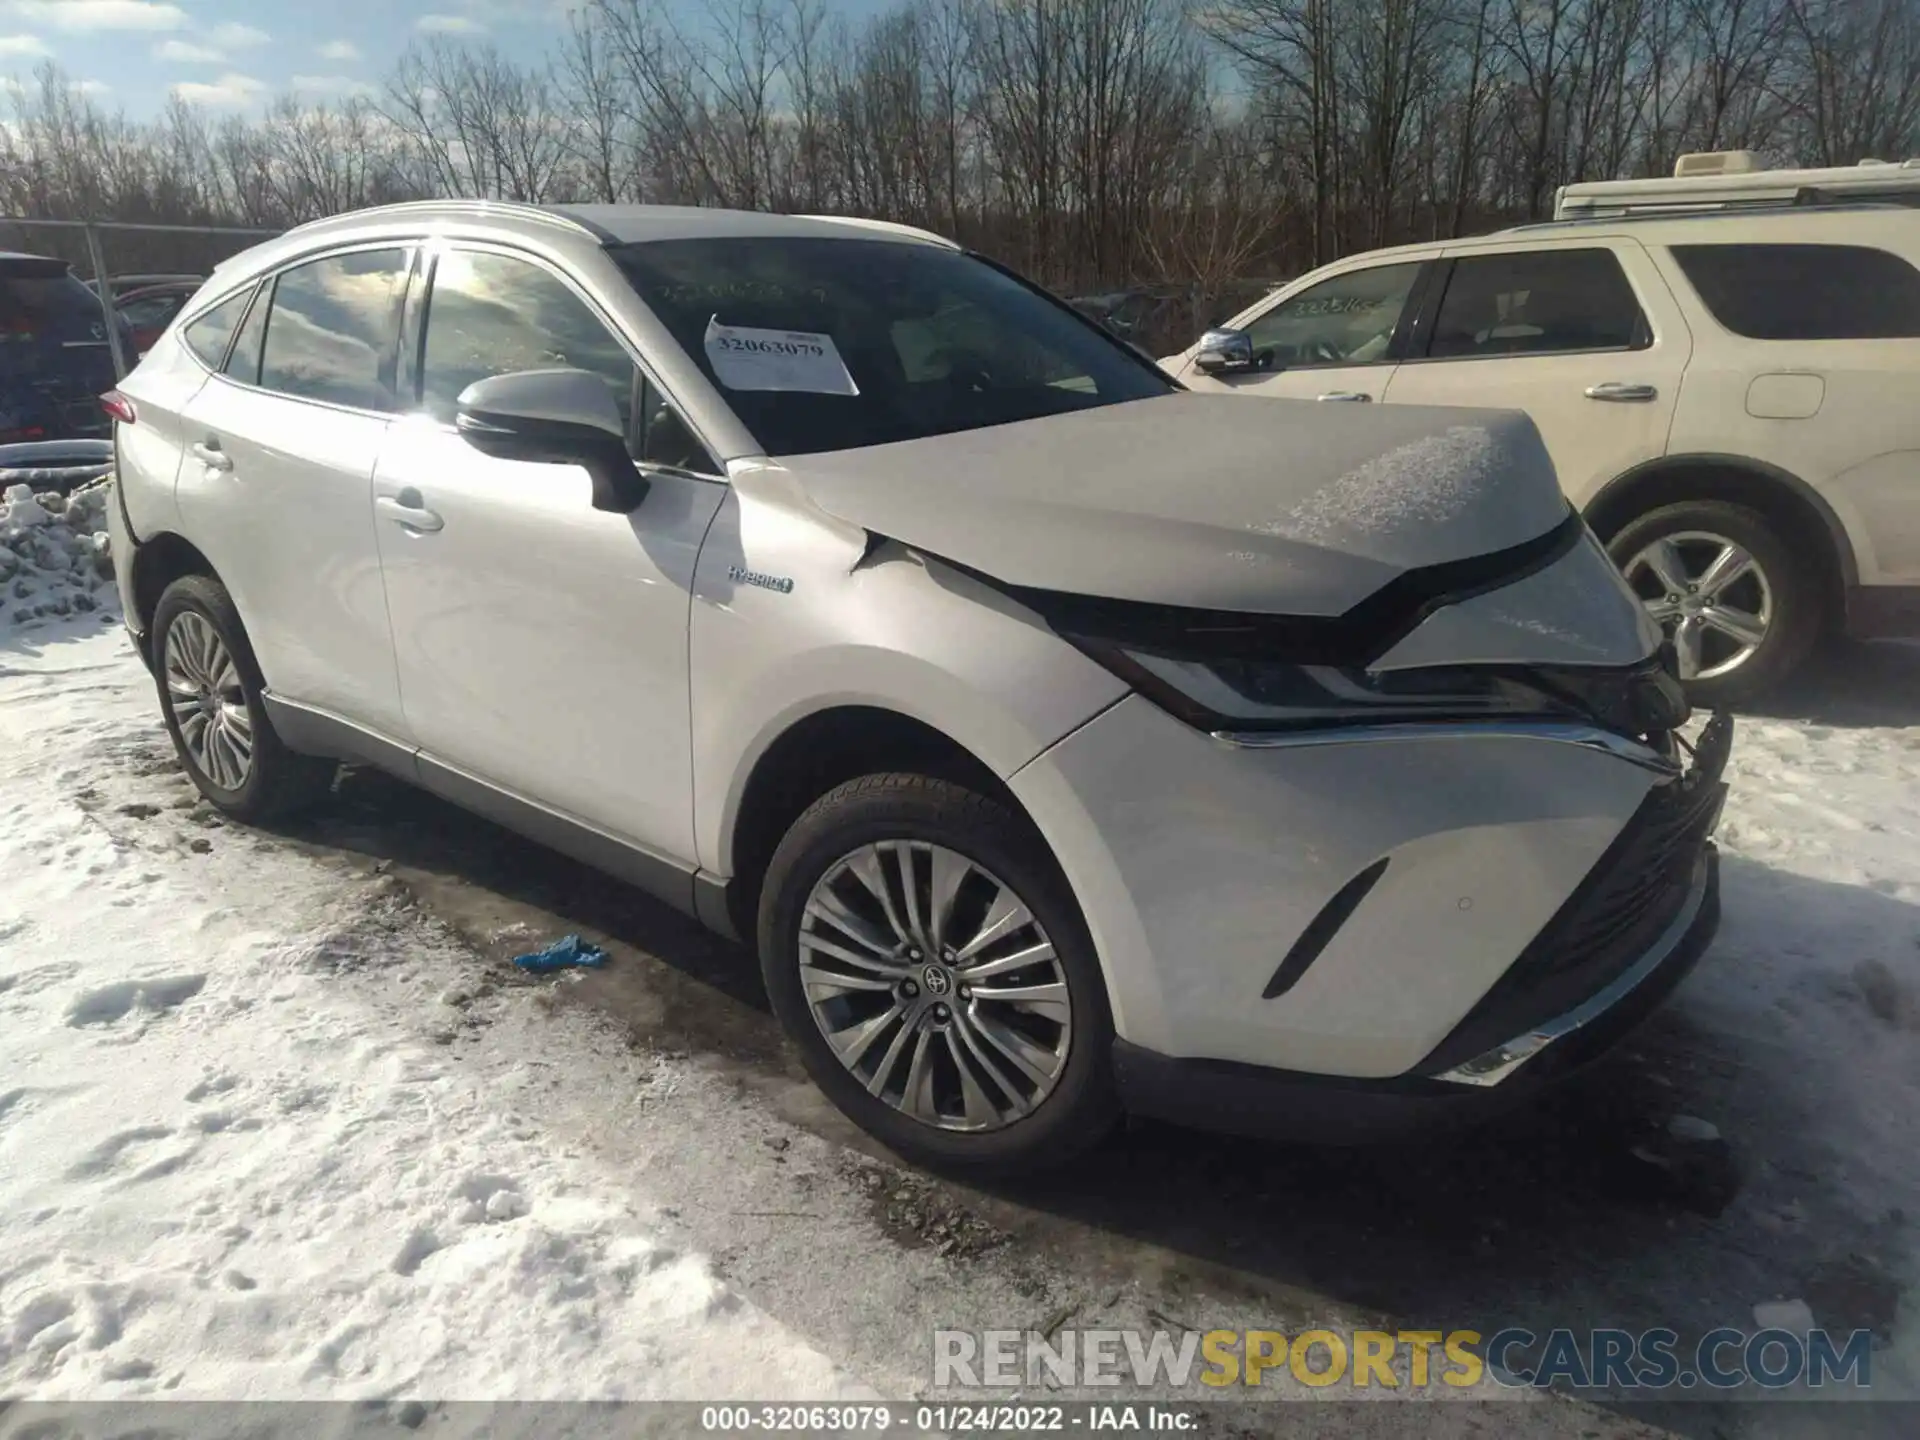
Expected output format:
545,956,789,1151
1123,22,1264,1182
1162,202,1920,703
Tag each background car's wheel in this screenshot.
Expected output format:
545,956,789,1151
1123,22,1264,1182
1607,500,1821,707
152,574,334,822
758,773,1119,1174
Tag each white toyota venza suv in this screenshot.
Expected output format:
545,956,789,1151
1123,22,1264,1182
107,202,1732,1173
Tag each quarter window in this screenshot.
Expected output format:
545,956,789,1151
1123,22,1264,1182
258,248,410,411
224,285,270,385
182,288,250,369
419,248,716,473
1670,244,1920,340
1427,249,1646,358
1244,263,1422,367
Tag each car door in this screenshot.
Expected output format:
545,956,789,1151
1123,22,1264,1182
1178,258,1431,403
1382,239,1692,506
172,244,414,738
372,243,726,867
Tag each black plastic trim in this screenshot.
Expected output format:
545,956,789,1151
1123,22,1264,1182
1262,858,1388,999
983,506,1586,668
262,694,705,923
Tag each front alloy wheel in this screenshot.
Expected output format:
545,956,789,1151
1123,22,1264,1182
758,772,1117,1174
163,609,255,790
1623,531,1773,682
800,840,1073,1132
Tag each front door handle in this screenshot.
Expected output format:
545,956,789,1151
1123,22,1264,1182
1316,391,1372,403
376,489,444,533
1584,382,1658,402
190,438,233,472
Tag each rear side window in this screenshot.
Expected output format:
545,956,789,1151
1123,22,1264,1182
183,288,249,368
1671,244,1920,340
259,248,410,411
1428,249,1646,358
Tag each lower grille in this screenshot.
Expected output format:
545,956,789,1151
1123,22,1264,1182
1420,716,1729,1076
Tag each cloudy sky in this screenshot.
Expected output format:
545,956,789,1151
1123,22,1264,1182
0,0,583,115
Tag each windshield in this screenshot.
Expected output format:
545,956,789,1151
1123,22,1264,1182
612,237,1173,457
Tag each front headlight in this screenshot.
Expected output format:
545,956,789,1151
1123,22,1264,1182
1075,641,1689,739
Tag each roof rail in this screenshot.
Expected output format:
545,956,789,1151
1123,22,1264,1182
1499,198,1910,233
283,198,610,242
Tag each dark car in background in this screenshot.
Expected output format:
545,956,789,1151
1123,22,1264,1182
0,252,132,443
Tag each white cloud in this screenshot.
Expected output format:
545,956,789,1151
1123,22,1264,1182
206,20,268,48
317,38,360,62
69,75,105,93
153,37,218,61
4,1,186,31
0,31,49,54
170,70,266,107
416,13,485,34
291,72,374,98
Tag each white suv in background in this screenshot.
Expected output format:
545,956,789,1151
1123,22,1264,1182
1162,204,1920,703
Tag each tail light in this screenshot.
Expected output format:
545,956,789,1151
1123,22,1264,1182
100,391,136,425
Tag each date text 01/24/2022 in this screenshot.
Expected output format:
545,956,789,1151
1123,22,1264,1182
699,1404,1200,1432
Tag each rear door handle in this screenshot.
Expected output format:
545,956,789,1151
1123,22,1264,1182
1316,391,1373,403
190,439,233,472
1584,382,1658,402
375,488,444,533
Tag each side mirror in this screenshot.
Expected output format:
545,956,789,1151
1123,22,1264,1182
455,368,648,514
1193,327,1263,376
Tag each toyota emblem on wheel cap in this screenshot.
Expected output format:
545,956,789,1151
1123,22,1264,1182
921,965,952,996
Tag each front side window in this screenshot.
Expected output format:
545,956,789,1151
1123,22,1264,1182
420,248,716,473
612,237,1171,457
1427,249,1646,358
1245,262,1422,367
182,287,249,369
1671,243,1920,340
258,248,409,411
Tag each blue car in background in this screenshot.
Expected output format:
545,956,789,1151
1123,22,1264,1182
0,251,131,445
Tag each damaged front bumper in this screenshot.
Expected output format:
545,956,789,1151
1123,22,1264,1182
1102,713,1733,1145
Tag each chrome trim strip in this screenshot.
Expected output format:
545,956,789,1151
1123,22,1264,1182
1432,852,1711,1088
1212,720,1682,776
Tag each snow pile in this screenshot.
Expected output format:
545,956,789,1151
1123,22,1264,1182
1,478,116,631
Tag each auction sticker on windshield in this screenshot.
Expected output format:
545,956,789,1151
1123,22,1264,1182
705,317,860,396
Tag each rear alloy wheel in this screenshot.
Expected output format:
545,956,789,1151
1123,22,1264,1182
759,773,1117,1174
151,574,335,822
1608,500,1819,705
163,610,255,792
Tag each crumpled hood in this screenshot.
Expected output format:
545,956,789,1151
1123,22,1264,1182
778,394,1569,616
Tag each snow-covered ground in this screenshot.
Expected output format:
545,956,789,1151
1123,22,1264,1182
1,540,1915,1433
0,622,872,1405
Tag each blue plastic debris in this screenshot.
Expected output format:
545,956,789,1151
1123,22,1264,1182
511,934,607,973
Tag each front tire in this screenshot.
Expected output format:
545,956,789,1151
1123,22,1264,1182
758,773,1119,1175
1608,500,1821,706
152,574,334,822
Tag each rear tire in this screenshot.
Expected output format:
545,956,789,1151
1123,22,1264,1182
758,773,1119,1175
152,574,334,822
1607,500,1821,707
